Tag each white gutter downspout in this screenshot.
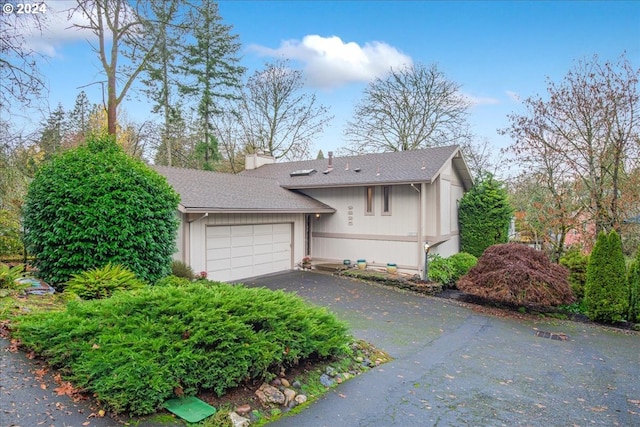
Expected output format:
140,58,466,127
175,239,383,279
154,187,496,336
411,183,422,276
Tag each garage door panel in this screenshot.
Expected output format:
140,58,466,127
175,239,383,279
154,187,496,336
232,235,253,247
231,225,254,236
231,245,254,258
253,252,272,264
253,224,273,235
253,243,273,255
207,247,231,260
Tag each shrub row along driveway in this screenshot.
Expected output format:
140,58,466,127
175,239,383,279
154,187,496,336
245,271,640,427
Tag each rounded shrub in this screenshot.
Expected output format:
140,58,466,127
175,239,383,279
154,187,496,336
448,252,477,284
427,254,455,286
22,135,180,286
584,230,629,323
457,243,573,308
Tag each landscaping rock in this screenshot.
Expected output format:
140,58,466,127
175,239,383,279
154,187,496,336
280,378,290,387
283,388,296,406
325,366,338,377
292,380,302,388
235,404,251,415
294,394,308,405
319,373,334,387
229,411,250,427
255,383,285,406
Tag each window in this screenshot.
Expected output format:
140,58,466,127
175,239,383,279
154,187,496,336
382,186,391,215
365,186,374,215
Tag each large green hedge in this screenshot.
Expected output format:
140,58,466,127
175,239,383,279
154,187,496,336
22,135,179,285
584,230,629,323
13,282,351,415
458,174,513,258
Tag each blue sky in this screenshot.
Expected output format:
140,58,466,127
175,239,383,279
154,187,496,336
20,1,640,162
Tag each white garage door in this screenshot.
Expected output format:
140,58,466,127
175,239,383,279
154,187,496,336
206,223,292,282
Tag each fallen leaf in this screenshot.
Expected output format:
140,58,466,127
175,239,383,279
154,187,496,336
590,406,608,412
83,422,90,426
338,393,346,398
444,374,455,379
40,383,47,390
92,343,100,349
535,403,546,409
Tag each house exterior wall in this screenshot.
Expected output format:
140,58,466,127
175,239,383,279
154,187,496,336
178,212,305,276
302,185,423,269
433,163,465,257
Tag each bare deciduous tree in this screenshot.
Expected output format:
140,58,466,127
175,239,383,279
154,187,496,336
238,59,333,161
344,62,472,154
504,53,640,238
0,1,48,114
72,0,162,137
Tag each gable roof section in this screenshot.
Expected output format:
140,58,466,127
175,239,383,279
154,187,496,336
154,166,335,214
242,145,473,190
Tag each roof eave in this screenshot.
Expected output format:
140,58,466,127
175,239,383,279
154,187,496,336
179,207,336,214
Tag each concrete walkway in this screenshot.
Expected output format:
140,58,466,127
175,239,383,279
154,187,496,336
244,271,640,427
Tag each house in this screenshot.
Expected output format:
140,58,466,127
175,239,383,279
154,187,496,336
156,145,473,282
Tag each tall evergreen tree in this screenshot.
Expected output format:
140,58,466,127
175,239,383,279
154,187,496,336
140,0,184,166
178,0,245,170
585,230,629,323
458,174,513,257
39,104,67,160
68,91,92,144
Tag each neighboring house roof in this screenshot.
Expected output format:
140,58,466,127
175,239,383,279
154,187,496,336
154,166,335,214
241,145,473,190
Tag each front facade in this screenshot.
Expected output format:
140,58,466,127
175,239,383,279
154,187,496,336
157,146,472,282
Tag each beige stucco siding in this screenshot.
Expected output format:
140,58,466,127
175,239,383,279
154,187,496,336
302,185,422,268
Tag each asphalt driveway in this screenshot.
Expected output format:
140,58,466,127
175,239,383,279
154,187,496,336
244,271,640,427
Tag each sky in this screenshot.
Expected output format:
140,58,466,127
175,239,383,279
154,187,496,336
13,0,640,166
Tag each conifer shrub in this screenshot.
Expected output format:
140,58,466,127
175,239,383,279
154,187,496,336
155,275,193,287
13,282,350,415
457,243,573,308
626,250,639,323
584,231,629,323
22,135,179,286
458,174,513,257
171,260,194,279
65,264,146,300
559,247,589,300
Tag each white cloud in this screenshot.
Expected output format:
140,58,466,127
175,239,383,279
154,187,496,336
506,90,521,102
464,94,500,106
23,1,101,57
249,35,413,89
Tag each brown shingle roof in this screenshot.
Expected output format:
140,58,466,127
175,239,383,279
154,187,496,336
154,166,335,213
241,145,472,189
